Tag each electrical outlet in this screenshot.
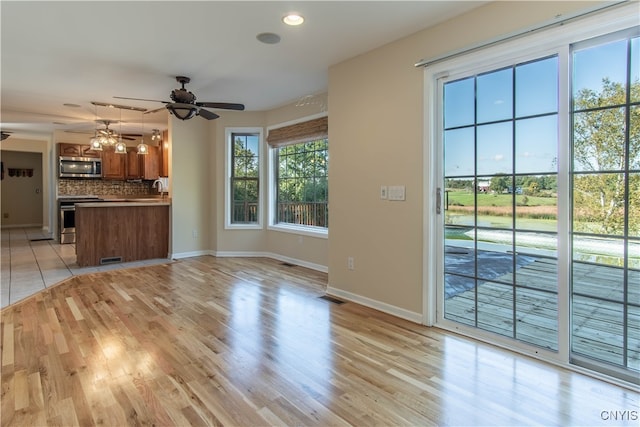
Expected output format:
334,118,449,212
347,256,354,271
192,229,199,239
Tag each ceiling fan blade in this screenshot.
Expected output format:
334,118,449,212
197,102,245,111
114,96,167,104
198,109,220,120
144,107,166,115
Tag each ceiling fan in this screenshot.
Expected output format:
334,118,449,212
115,76,245,121
65,120,140,140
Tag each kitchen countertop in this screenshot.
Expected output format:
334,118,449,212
76,199,170,207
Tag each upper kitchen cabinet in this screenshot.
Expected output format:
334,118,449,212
143,145,161,180
101,148,126,179
125,145,161,180
58,143,100,158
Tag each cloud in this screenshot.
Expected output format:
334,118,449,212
493,154,504,161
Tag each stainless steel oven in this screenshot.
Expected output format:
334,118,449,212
58,196,102,244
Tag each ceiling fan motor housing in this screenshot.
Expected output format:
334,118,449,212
171,89,196,104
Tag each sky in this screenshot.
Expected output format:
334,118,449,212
443,36,637,179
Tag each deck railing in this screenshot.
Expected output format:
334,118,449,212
232,202,328,228
277,202,328,228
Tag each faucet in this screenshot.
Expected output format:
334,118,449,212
152,179,165,198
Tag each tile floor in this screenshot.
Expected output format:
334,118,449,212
1,227,171,308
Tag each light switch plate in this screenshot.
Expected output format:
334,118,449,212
388,185,405,201
380,186,388,199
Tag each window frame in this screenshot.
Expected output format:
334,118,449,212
267,113,329,239
225,127,264,230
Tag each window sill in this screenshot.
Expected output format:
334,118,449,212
268,223,328,239
225,223,263,230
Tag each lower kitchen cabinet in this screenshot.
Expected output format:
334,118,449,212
75,202,169,266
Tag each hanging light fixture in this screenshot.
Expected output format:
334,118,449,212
137,111,149,155
89,131,103,151
114,110,127,154
88,104,103,150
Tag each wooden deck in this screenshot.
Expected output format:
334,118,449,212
445,256,640,371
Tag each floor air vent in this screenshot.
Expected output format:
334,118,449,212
100,256,123,265
318,295,345,305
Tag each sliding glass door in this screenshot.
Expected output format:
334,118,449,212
436,27,639,383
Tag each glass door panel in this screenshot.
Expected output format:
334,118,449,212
441,55,560,351
570,33,639,381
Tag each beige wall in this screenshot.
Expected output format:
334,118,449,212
170,116,212,256
0,137,52,231
327,1,598,319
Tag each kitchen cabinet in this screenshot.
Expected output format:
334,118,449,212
160,130,169,177
81,145,101,158
58,143,100,158
125,146,161,180
76,202,170,267
101,148,126,179
125,150,141,179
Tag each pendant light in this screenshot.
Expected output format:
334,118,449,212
114,109,127,154
137,111,149,155
88,104,103,150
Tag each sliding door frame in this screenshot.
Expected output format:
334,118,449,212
422,3,639,386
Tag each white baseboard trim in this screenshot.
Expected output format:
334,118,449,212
214,250,328,273
171,250,213,260
326,286,423,324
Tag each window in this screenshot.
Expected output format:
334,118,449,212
226,128,262,229
276,139,328,228
267,115,328,235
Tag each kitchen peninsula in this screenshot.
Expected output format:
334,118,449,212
75,199,170,267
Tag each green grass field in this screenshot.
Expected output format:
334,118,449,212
447,192,557,207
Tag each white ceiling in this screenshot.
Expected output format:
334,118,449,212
1,1,484,139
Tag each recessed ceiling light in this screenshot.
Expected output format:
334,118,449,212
257,32,281,44
283,13,304,26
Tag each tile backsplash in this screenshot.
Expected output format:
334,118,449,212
58,179,152,196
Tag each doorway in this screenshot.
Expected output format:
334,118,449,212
0,150,43,228
430,26,639,384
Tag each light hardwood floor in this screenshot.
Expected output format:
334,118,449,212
1,256,638,426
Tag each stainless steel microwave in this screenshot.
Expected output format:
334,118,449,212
59,156,102,178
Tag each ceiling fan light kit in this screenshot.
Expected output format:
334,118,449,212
166,102,199,121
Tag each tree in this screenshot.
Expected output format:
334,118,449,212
572,78,639,235
489,174,510,193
